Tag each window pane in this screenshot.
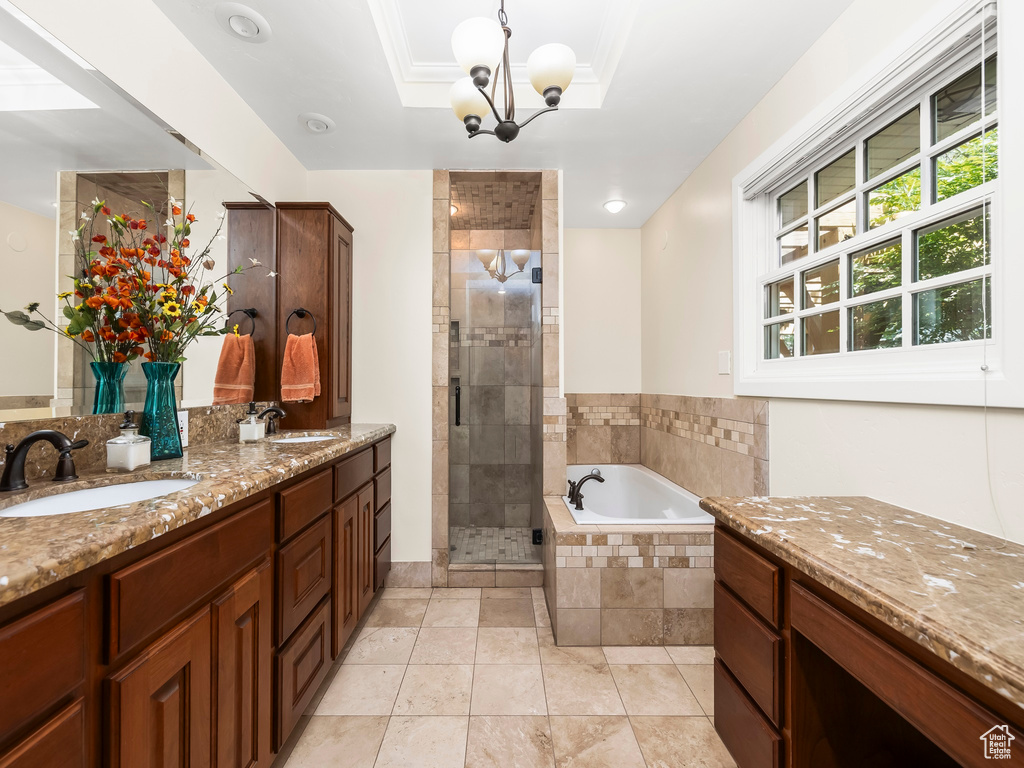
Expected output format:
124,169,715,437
850,241,901,297
915,207,990,281
935,127,998,202
803,311,840,356
765,321,795,359
850,298,902,351
803,260,840,308
868,167,921,229
779,182,808,228
816,200,856,251
914,278,991,344
933,56,997,143
866,108,920,179
779,226,809,265
815,150,856,207
765,277,795,318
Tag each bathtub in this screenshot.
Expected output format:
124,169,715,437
564,464,714,525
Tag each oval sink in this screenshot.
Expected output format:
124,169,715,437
272,436,338,444
0,478,199,518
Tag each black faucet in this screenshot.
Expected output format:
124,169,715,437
568,469,605,510
1,430,90,492
258,406,286,435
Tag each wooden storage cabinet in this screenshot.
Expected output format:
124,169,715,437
0,699,86,768
333,493,359,657
275,598,331,749
277,514,332,643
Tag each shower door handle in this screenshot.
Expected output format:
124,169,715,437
455,385,461,426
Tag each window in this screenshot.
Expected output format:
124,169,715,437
734,2,1016,407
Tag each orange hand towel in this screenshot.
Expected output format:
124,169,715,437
212,333,255,405
281,333,321,403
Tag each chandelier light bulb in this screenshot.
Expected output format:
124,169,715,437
604,200,627,214
476,249,498,268
449,77,490,121
451,205,459,216
527,43,576,98
451,17,505,75
511,249,530,269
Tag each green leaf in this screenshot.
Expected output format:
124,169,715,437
67,318,87,335
4,310,31,326
62,305,75,321
24,320,45,331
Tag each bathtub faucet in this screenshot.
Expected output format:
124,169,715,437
569,469,605,510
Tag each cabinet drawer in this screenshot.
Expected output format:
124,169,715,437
276,597,331,750
374,537,391,592
279,469,332,542
109,499,272,659
375,468,391,512
0,591,85,741
715,582,781,724
714,660,781,768
334,448,373,502
277,514,332,643
374,503,391,553
715,527,779,627
374,438,391,472
0,698,85,768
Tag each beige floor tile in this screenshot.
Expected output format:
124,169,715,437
284,715,388,767
393,664,474,715
666,645,715,665
315,665,405,716
602,646,674,665
479,598,536,627
465,716,555,768
409,627,478,665
380,587,433,600
343,627,418,665
630,716,737,768
422,598,481,627
678,664,715,716
374,716,469,768
432,587,482,599
363,598,428,628
542,664,625,716
471,665,548,715
609,665,703,716
482,587,533,599
476,627,540,664
534,600,552,628
549,716,646,768
537,628,606,665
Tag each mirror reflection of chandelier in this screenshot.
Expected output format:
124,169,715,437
477,249,530,293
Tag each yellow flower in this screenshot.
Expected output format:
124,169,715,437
163,301,182,318
57,291,73,300
222,282,234,296
232,323,240,337
161,285,177,297
161,290,176,302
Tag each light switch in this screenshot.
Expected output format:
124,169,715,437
718,351,732,375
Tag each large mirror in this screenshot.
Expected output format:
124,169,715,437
0,0,259,422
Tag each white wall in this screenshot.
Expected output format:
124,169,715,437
563,229,641,393
306,171,434,562
639,0,1024,543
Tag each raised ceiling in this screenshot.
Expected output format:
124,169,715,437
150,0,856,228
451,173,541,230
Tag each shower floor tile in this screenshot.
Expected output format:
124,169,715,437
450,526,540,564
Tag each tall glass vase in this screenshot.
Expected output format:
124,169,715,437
90,361,128,415
140,361,183,460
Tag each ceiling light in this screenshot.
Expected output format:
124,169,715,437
214,3,271,43
228,14,260,38
451,205,458,216
449,1,575,143
298,112,335,134
604,200,627,214
476,249,528,286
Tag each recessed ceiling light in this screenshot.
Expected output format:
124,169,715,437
298,112,335,134
451,205,459,216
604,200,627,214
214,3,271,43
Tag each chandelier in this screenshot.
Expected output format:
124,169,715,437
449,1,576,143
477,249,531,292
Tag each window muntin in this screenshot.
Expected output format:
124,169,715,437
850,240,901,297
765,277,795,317
765,321,795,359
803,260,840,308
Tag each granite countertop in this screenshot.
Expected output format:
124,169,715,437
700,496,1024,712
0,423,395,608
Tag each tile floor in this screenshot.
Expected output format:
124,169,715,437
449,526,541,564
283,586,735,768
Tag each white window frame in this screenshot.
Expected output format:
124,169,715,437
733,0,1023,408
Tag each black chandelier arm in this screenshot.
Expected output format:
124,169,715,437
468,129,497,139
516,106,559,129
476,84,506,125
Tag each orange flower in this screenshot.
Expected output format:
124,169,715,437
112,352,127,363
172,205,182,216
186,213,195,223
160,330,174,342
92,234,107,243
81,330,95,342
132,346,144,356
137,220,147,230
104,295,120,309
144,351,156,362
181,238,190,247
101,206,110,215
85,296,104,310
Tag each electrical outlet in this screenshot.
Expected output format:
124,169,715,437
177,410,189,447
718,351,732,375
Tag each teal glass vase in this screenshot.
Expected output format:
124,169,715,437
140,361,183,460
90,361,128,415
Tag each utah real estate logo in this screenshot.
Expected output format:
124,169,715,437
980,725,1014,760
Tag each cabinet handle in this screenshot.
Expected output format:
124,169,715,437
455,385,461,426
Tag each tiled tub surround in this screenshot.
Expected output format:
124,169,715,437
702,495,1024,713
542,497,714,647
0,422,395,606
566,393,640,465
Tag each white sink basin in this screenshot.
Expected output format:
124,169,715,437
0,478,199,518
272,436,338,444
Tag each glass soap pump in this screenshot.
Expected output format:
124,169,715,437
238,401,266,443
106,410,152,473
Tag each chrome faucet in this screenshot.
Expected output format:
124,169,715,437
568,469,605,510
1,430,90,492
258,406,286,435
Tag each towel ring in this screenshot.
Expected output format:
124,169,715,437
225,308,257,336
286,308,317,336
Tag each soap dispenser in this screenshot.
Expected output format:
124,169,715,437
238,401,266,443
106,410,152,472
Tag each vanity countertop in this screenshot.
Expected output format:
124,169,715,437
700,495,1024,711
0,423,395,608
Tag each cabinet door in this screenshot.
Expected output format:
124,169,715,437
329,217,352,423
333,495,358,658
108,608,212,768
356,483,375,618
0,699,85,768
213,560,272,768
